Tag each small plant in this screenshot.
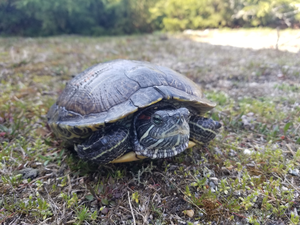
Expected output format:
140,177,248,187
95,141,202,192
36,197,53,219
291,211,300,225
247,215,260,225
75,206,90,224
90,210,98,221
132,191,140,204
59,192,79,208
190,177,207,190
36,179,44,190
1,174,22,187
218,179,230,194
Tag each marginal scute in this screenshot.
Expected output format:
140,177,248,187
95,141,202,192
59,111,108,128
130,87,163,108
104,100,138,123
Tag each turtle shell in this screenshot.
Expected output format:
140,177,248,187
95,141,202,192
47,59,216,142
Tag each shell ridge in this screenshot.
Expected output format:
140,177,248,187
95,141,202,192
115,85,125,102
129,98,139,108
61,106,85,119
61,86,77,108
153,86,167,99
73,63,110,87
124,70,142,88
99,82,109,112
154,85,199,97
126,64,169,88
79,86,96,115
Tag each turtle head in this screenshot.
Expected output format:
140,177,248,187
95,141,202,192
133,107,190,158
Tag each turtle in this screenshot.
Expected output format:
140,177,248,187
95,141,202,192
47,59,221,164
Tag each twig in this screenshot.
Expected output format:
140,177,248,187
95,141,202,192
286,144,295,157
0,212,16,224
128,191,136,225
276,27,280,50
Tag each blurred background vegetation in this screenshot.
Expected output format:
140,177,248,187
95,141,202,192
1,0,300,36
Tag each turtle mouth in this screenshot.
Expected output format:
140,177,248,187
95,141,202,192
155,127,189,139
134,134,190,159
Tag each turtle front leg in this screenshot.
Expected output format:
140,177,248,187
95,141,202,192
189,116,221,144
75,126,130,164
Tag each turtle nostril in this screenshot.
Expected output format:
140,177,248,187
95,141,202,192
177,117,184,125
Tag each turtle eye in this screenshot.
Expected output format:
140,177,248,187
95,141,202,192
152,114,163,125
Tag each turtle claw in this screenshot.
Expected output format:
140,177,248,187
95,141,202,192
110,152,147,163
187,141,196,148
112,140,196,163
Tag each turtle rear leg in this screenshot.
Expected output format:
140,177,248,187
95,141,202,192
75,126,130,164
189,115,221,144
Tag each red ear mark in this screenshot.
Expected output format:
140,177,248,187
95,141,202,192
138,114,151,120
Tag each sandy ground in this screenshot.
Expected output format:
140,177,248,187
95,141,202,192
184,29,300,53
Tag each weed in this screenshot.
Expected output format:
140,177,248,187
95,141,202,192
75,206,89,224
131,191,139,204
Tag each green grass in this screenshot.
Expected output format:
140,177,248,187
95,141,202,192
0,30,300,224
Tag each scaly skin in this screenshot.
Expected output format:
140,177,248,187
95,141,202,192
74,105,221,164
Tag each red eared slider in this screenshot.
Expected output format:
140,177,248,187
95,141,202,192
47,59,221,164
